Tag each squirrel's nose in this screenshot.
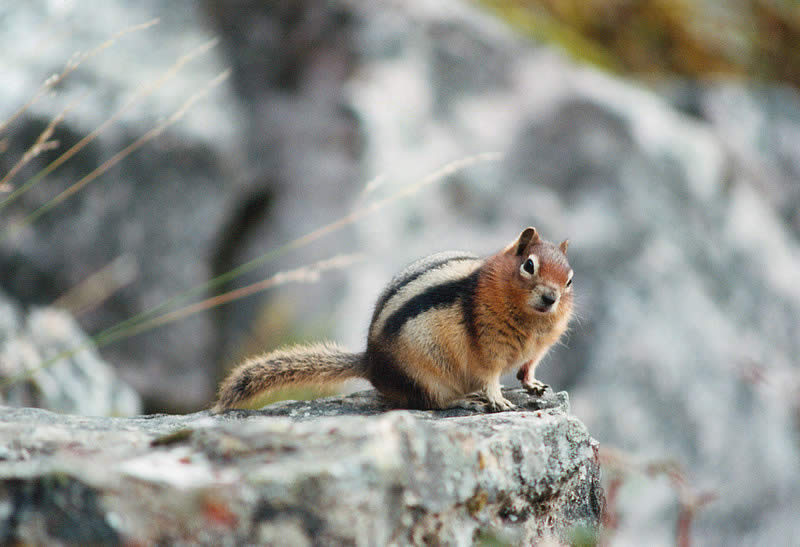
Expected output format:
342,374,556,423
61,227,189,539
540,293,557,308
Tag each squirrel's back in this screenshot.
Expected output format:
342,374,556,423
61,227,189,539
364,251,485,408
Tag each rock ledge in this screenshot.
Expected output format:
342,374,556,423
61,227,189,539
0,388,602,545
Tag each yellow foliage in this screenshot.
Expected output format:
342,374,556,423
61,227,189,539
477,0,800,87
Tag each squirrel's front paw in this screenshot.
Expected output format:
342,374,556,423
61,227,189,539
486,395,517,413
484,382,517,412
452,392,517,413
522,379,550,397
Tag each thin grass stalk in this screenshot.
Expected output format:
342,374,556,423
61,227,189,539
0,253,362,389
0,19,159,136
1,69,231,242
0,37,219,211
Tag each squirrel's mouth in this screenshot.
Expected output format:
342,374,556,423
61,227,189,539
530,292,558,313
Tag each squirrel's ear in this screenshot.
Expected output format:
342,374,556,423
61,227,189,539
559,239,569,254
507,227,540,256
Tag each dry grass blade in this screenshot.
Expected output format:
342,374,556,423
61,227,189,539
2,69,231,243
0,18,159,136
351,174,386,207
52,254,139,317
0,37,219,211
0,92,85,190
111,253,364,339
0,253,363,390
282,152,504,255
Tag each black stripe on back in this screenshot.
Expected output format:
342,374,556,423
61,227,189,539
370,252,476,326
382,267,481,338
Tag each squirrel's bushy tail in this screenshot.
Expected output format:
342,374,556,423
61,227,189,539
213,342,366,412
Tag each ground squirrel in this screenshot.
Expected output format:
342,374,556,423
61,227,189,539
214,227,574,412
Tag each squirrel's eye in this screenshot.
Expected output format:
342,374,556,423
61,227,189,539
565,271,574,287
522,258,535,275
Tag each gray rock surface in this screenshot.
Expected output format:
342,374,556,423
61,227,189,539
0,290,140,416
0,388,602,545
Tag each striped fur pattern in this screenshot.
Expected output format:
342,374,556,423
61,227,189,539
214,342,365,411
213,227,573,412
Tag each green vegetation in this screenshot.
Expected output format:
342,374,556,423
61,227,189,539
478,0,800,86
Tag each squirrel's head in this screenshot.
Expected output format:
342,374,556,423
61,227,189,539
503,227,573,315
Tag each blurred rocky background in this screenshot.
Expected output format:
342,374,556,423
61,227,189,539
1,0,799,544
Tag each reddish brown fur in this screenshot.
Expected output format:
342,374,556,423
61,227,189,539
474,239,573,381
